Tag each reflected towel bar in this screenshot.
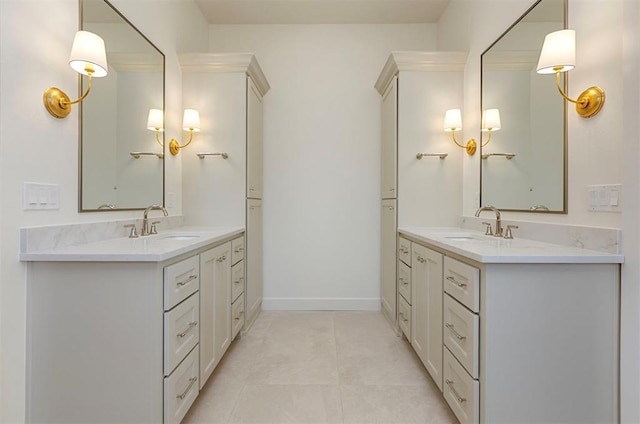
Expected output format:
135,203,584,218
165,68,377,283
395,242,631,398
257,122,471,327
197,152,228,159
130,152,164,159
481,152,516,160
416,153,448,160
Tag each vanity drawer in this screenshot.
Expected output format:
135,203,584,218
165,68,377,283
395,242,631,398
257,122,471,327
398,237,412,266
164,255,200,311
164,345,199,424
444,256,480,313
398,260,411,304
444,294,479,378
231,260,245,303
398,295,411,339
231,295,245,340
231,236,245,265
164,293,199,375
443,348,479,424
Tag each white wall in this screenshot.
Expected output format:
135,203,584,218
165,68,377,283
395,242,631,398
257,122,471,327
439,0,638,421
208,24,436,309
0,0,208,420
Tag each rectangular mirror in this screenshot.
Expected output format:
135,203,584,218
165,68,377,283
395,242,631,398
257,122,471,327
80,0,165,211
480,0,567,213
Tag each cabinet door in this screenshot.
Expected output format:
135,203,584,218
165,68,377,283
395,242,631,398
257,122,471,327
381,199,397,326
247,76,263,199
381,77,397,199
199,243,231,388
246,198,263,325
411,243,443,391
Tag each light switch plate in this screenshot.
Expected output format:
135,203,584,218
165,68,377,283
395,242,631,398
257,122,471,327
24,182,60,210
587,184,621,213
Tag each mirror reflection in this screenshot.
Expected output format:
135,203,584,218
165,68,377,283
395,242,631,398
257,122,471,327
481,0,566,213
80,0,165,211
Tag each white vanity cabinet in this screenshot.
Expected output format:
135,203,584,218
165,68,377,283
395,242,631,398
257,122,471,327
376,52,466,330
199,243,231,389
399,229,621,424
25,230,245,424
411,243,443,391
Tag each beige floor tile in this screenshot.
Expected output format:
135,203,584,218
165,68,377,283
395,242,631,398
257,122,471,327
341,384,457,424
336,333,432,386
228,384,343,423
182,381,245,424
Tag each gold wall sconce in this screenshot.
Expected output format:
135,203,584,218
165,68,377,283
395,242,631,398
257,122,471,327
170,109,200,156
145,108,201,156
146,109,164,147
481,108,501,146
43,31,108,119
536,29,605,118
444,109,477,155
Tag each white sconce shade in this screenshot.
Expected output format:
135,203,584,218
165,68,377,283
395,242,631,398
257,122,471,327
147,109,164,131
183,109,201,132
444,109,462,132
69,31,108,77
482,109,501,131
536,29,576,74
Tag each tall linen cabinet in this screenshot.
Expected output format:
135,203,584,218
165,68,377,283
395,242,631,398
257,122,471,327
180,53,269,329
376,51,466,331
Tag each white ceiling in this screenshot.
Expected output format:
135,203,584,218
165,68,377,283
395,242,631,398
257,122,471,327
194,0,452,24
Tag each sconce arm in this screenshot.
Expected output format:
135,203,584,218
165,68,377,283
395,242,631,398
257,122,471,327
481,130,492,147
169,130,194,156
450,131,466,149
64,74,93,106
155,130,163,147
450,132,477,156
555,71,580,105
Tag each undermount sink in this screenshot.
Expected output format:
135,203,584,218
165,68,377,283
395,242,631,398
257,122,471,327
444,236,476,241
158,234,201,241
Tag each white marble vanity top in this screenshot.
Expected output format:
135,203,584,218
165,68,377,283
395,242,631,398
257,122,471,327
20,227,244,262
399,227,624,264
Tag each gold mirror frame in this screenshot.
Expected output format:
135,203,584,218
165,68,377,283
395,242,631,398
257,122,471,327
480,0,568,214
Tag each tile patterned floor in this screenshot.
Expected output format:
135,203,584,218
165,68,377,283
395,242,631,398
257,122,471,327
183,311,457,424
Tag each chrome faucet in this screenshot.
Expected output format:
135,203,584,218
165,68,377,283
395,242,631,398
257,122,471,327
141,204,168,236
475,206,503,237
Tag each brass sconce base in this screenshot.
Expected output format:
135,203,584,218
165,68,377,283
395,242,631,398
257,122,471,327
576,86,605,118
169,139,181,156
466,139,477,156
43,87,71,119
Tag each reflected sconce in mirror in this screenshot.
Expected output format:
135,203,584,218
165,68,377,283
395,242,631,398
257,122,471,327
43,31,108,119
169,109,200,155
481,109,501,147
147,109,164,147
444,109,477,155
536,29,605,118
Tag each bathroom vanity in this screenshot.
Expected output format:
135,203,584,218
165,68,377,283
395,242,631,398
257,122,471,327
23,227,245,423
397,227,622,424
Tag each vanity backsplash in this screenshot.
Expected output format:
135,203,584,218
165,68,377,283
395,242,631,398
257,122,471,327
460,216,621,254
20,215,184,254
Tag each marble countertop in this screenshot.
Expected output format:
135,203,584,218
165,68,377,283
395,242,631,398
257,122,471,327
399,227,624,264
20,227,244,262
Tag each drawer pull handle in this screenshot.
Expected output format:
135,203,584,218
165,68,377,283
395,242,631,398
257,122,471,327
217,255,227,263
176,377,198,400
398,312,409,323
176,274,197,287
416,256,426,263
446,379,466,403
234,246,244,253
177,321,198,338
399,247,407,253
399,277,408,285
445,323,466,340
234,277,244,285
446,276,467,288
235,311,245,321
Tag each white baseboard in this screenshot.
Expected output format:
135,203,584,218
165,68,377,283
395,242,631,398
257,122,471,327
262,297,381,311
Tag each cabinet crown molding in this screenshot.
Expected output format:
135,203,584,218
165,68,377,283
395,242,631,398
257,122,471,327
179,53,270,96
375,51,468,95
